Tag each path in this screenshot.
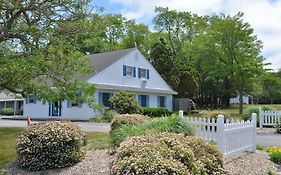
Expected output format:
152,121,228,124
0,118,110,133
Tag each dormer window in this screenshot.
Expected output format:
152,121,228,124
123,65,136,77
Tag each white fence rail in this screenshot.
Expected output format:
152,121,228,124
259,106,281,128
185,113,257,157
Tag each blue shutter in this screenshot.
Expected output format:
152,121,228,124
33,96,37,104
157,96,160,108
59,102,62,116
67,101,71,108
133,67,136,77
147,69,149,79
123,65,126,76
78,91,82,108
25,97,29,104
138,68,141,78
138,95,141,105
98,92,103,105
164,96,167,107
146,95,149,107
48,102,51,116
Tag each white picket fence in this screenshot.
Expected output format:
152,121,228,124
259,106,281,128
182,112,257,157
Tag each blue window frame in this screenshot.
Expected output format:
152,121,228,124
25,95,37,104
157,96,166,108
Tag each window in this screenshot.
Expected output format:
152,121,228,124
98,92,114,107
138,68,149,79
123,65,136,77
158,96,166,108
27,95,36,104
71,101,78,107
138,95,149,107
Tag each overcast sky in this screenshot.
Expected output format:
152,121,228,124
94,0,281,71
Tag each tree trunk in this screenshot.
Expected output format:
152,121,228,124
239,90,243,114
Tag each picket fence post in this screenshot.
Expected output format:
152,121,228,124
259,106,263,128
217,115,225,155
179,110,184,117
252,113,257,152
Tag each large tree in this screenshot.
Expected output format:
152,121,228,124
0,0,95,102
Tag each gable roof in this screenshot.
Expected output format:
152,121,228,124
78,48,136,81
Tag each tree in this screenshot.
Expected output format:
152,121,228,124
192,13,264,113
0,0,95,102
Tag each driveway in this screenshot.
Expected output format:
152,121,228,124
257,133,281,147
0,118,111,133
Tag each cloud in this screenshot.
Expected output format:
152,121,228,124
108,0,281,71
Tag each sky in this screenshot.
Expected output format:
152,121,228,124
93,0,281,71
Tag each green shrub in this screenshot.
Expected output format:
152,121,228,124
256,144,263,150
111,133,225,175
111,114,150,131
109,91,142,114
111,114,195,146
276,120,281,134
242,106,276,126
16,121,86,170
201,111,231,122
142,108,171,117
90,110,116,123
0,108,14,115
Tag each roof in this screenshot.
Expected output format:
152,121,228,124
0,91,23,102
79,48,136,81
95,84,177,95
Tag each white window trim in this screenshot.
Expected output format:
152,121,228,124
126,66,134,77
139,68,147,79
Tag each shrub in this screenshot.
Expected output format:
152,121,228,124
109,91,142,114
111,114,150,131
111,114,195,146
16,121,86,170
111,133,225,175
276,120,281,134
142,108,171,117
242,106,276,126
0,108,14,115
266,147,281,165
90,110,116,123
201,111,231,122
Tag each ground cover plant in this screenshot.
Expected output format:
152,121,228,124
111,114,150,131
16,121,86,170
111,133,226,175
111,114,195,146
266,147,281,165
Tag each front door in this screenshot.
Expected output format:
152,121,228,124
49,102,62,117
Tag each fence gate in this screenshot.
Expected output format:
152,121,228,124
185,113,257,157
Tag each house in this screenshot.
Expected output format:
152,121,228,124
229,95,250,104
0,91,23,115
23,48,177,120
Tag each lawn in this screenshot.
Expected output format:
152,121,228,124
0,128,111,173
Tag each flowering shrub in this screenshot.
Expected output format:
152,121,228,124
109,91,142,114
111,115,195,147
111,133,225,175
111,114,150,131
16,121,86,170
267,147,281,164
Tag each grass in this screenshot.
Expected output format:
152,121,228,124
0,127,111,172
189,104,281,120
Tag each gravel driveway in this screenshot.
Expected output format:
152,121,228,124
0,118,110,133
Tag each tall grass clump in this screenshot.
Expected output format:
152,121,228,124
111,114,195,146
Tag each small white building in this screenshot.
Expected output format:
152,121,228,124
229,95,249,104
0,91,23,115
23,48,177,120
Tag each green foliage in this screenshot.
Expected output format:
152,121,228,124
109,91,142,114
111,114,150,131
89,110,116,123
142,108,171,117
16,121,86,170
0,108,14,116
276,120,281,134
267,147,281,165
111,115,195,146
85,132,112,150
112,133,225,175
256,144,263,150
